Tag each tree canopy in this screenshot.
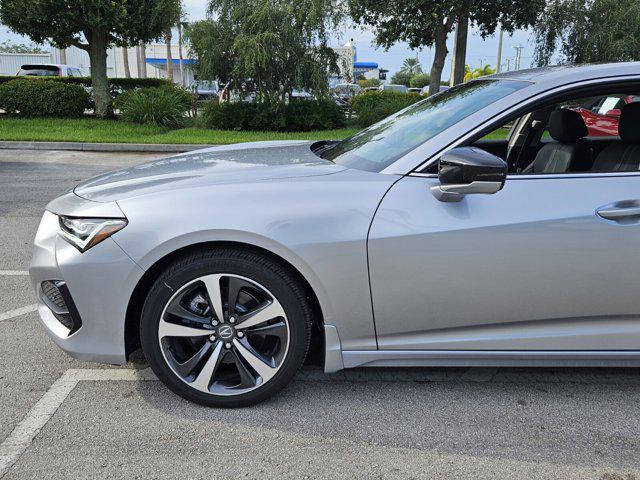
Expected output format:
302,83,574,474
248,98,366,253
189,0,340,101
534,0,640,65
348,0,543,95
0,40,48,53
0,0,177,116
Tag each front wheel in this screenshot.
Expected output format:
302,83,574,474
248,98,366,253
140,249,312,407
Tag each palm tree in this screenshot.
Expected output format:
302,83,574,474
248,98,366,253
165,1,184,82
165,27,174,81
401,57,423,75
121,47,131,78
177,20,185,86
464,64,496,82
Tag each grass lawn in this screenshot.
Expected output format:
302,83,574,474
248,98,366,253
0,117,360,145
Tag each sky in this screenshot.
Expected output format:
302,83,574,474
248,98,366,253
1,0,538,78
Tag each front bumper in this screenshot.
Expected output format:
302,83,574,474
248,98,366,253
29,202,145,365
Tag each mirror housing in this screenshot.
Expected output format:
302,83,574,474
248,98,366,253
431,147,507,202
605,108,621,118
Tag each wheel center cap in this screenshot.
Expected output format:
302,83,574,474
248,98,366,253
217,324,236,340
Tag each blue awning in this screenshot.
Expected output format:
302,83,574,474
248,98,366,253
145,58,195,65
354,61,378,69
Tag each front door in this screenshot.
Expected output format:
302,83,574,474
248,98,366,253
368,173,640,350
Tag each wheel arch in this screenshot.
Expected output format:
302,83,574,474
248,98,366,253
124,240,329,367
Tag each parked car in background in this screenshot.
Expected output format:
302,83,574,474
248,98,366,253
290,90,315,101
379,84,408,93
570,94,640,136
332,83,361,99
420,85,450,96
189,80,219,101
408,87,422,94
17,64,84,77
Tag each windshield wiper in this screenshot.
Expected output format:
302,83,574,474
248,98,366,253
310,140,340,159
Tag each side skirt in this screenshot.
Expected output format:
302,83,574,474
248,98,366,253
341,350,640,369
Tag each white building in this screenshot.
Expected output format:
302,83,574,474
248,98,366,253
0,44,195,84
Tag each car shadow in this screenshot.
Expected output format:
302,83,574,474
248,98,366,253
133,362,640,472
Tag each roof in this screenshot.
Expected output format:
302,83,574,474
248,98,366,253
145,58,195,65
490,62,640,84
354,62,378,69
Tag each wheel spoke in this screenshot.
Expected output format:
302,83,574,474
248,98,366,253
235,301,285,330
165,302,210,325
232,350,259,388
159,319,213,338
173,342,211,377
246,321,288,344
191,341,224,391
233,339,277,384
201,274,225,322
226,276,246,318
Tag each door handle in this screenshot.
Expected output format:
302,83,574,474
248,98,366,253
597,205,640,221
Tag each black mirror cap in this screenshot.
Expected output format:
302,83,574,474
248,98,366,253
439,147,507,186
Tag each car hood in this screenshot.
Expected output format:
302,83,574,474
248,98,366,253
74,140,344,202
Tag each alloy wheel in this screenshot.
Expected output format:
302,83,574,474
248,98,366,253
158,274,290,396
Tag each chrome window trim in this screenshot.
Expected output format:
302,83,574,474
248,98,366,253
508,172,640,180
408,171,640,180
386,74,640,176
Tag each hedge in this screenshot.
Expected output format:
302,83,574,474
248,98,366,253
350,90,422,127
0,78,90,117
0,75,169,90
202,99,346,132
0,76,170,108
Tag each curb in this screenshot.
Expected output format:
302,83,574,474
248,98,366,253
0,141,213,153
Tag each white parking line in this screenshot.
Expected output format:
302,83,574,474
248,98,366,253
0,271,29,276
0,368,157,477
0,305,37,322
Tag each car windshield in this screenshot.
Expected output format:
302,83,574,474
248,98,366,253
322,79,529,172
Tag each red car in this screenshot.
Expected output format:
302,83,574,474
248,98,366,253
571,95,639,137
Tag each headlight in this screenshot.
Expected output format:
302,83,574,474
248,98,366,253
58,216,128,252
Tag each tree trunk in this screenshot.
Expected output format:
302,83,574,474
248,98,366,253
428,25,449,96
138,42,147,78
88,31,113,118
452,13,468,85
122,47,131,78
165,28,174,81
177,22,185,87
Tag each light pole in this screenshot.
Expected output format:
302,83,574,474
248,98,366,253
513,44,524,71
496,26,503,73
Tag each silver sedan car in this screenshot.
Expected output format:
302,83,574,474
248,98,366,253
31,63,640,406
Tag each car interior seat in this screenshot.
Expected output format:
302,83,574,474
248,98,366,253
531,109,592,173
592,102,640,172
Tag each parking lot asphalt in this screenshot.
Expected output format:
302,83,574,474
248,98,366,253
1,149,639,479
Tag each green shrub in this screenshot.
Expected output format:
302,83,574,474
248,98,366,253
0,79,89,117
202,99,345,131
284,100,346,131
0,76,170,107
115,87,189,127
350,90,422,126
409,73,431,88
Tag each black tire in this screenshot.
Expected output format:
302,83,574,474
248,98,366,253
140,248,312,408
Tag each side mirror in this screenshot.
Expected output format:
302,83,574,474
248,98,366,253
605,108,621,118
431,147,507,202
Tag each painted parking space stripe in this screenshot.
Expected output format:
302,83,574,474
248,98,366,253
0,368,157,478
0,271,29,276
0,305,37,322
